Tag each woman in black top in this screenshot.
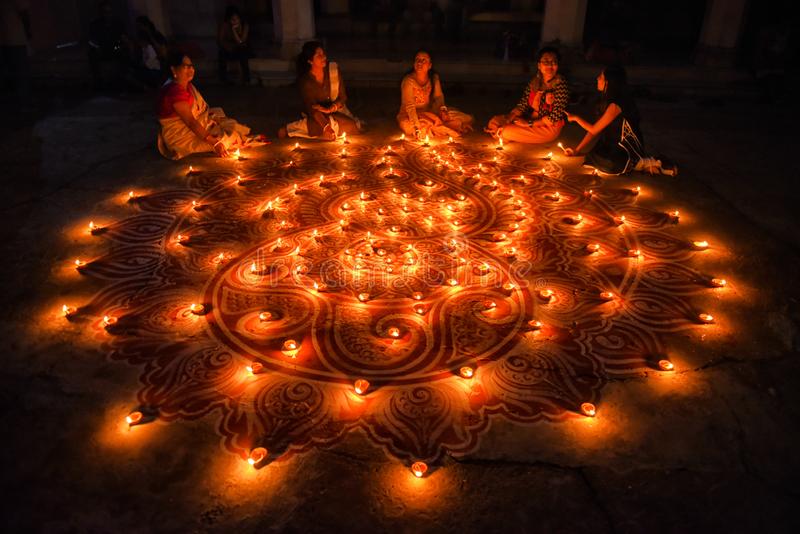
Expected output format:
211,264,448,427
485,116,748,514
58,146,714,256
565,65,677,175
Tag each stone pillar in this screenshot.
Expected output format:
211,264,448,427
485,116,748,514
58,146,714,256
127,0,171,35
540,0,587,48
695,0,748,66
272,0,315,59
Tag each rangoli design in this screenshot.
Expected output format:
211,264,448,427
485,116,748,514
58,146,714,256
71,138,726,464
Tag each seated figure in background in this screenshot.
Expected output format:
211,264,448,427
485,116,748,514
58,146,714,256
157,51,266,160
397,49,474,140
280,41,362,140
132,16,167,88
485,46,568,144
87,0,132,90
217,6,251,85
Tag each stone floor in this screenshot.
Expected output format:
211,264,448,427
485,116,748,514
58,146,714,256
1,82,799,533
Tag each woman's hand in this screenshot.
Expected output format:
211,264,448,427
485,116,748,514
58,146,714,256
564,147,577,156
418,111,442,127
440,108,450,121
315,102,341,114
320,123,336,141
423,112,442,126
213,141,229,158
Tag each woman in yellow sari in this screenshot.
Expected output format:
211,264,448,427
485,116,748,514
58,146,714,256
157,51,266,160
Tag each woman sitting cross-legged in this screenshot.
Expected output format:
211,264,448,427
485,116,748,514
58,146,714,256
565,65,677,176
397,49,474,140
279,41,362,140
485,46,568,144
157,51,267,160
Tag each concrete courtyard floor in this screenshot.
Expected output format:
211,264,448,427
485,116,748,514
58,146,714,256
2,83,800,533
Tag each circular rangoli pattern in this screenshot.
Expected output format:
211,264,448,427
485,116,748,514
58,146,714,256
73,137,725,463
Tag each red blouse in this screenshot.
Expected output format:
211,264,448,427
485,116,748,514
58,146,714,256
157,81,194,119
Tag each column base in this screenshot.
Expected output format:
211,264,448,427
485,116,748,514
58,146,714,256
278,39,312,60
695,45,737,67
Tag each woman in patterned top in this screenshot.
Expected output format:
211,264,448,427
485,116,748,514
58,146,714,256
565,65,677,176
486,47,568,144
397,49,474,140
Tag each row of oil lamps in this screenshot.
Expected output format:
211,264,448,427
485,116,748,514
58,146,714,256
118,347,674,475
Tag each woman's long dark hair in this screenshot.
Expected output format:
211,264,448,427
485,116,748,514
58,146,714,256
225,5,242,23
296,40,323,80
166,49,189,68
599,64,639,124
403,49,439,84
536,46,560,64
533,46,560,88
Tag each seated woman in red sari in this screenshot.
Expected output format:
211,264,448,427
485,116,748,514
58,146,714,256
397,49,474,140
485,47,568,144
565,65,677,175
157,51,266,160
280,41,362,140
